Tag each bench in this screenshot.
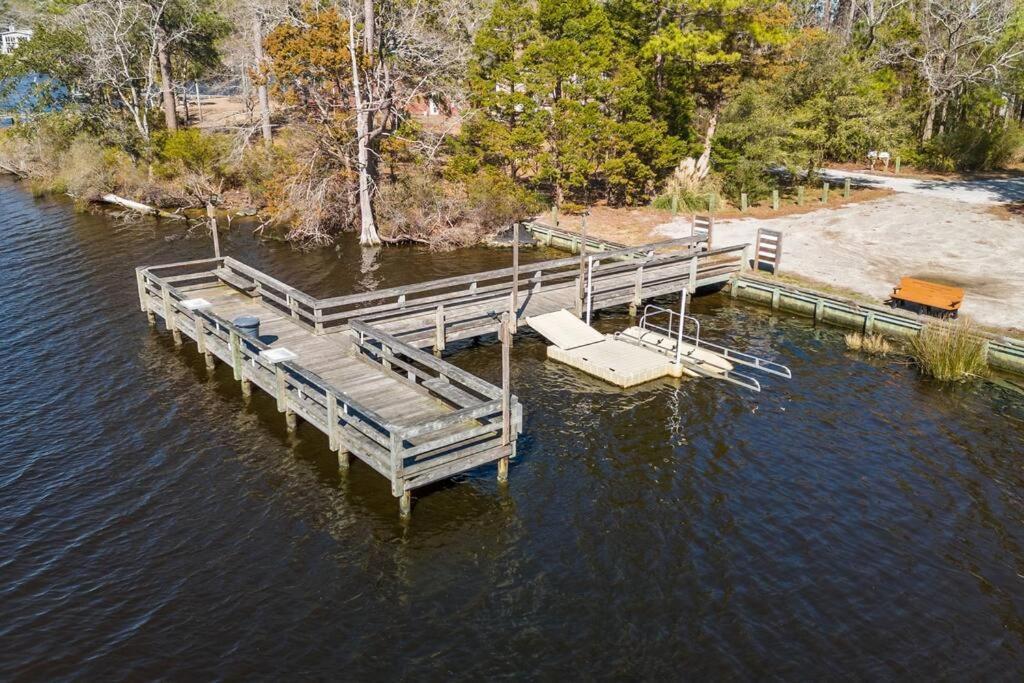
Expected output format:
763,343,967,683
890,277,963,318
215,267,258,295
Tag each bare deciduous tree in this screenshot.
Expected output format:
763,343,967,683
909,0,1024,141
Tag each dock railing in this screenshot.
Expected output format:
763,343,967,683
584,244,748,313
137,260,520,497
350,320,522,490
313,235,706,335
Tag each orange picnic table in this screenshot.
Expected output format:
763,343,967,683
890,277,964,318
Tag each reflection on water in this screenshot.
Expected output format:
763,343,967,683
1,178,1023,678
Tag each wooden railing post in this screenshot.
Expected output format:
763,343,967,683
161,286,182,346
229,329,242,381
275,365,287,411
135,268,148,312
160,285,174,332
326,392,339,451
392,432,410,517
434,304,445,357
629,265,644,317
508,291,517,342
195,316,213,369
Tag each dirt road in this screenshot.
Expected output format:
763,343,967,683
820,168,1024,205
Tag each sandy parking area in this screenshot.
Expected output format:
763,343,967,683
655,192,1024,333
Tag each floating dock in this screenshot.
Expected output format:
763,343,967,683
136,236,750,514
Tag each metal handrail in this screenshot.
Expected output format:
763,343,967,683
639,304,792,379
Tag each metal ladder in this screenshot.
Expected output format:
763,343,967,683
617,303,792,392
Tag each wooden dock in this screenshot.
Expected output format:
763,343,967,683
136,236,750,515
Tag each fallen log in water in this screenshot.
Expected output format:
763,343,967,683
100,193,185,220
0,161,27,178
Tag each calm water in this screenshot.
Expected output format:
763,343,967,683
2,178,1024,679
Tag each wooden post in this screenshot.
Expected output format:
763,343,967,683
285,409,297,433
843,177,851,198
194,315,207,354
822,182,830,203
161,286,174,332
670,193,679,217
195,316,213,369
399,491,411,517
814,299,825,323
576,212,588,315
327,392,339,451
195,82,203,122
229,330,242,381
161,289,182,346
511,223,519,333
687,256,698,294
433,304,445,356
241,377,252,398
797,185,805,206
629,265,644,317
135,269,148,312
552,204,559,227
498,313,511,484
771,189,779,211
275,365,287,411
742,243,754,271
508,291,517,346
740,192,748,212
207,202,220,259
894,155,901,174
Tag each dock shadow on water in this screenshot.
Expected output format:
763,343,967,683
1,177,1024,678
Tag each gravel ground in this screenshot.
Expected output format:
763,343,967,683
655,189,1024,333
819,168,1024,205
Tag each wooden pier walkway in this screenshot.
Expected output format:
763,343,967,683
136,236,749,515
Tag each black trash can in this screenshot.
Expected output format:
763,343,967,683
234,315,260,339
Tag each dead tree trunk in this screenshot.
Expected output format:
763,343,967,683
694,103,721,179
349,12,381,247
157,32,177,131
252,16,273,147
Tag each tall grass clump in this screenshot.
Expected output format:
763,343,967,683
910,320,989,381
845,332,894,355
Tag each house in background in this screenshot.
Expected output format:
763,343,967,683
0,26,32,55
